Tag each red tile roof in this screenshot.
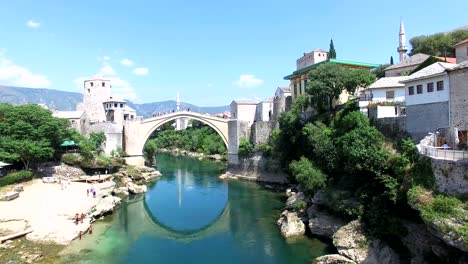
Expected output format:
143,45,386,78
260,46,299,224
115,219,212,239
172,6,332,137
436,56,457,64
454,38,468,47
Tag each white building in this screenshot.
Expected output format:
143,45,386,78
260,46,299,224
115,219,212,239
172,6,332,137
359,76,408,117
255,97,274,122
230,99,258,125
401,62,457,140
454,39,468,64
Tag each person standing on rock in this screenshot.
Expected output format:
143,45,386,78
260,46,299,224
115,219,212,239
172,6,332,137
80,213,85,223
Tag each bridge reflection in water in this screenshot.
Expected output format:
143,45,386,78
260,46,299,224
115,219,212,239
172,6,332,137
121,194,230,243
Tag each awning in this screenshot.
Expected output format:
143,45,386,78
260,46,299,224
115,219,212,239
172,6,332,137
60,141,77,147
0,161,12,168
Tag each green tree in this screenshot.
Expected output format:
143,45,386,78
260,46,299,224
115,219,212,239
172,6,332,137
307,63,375,111
329,39,336,59
390,56,394,65
89,132,106,154
238,137,254,157
372,64,390,79
409,30,468,57
144,140,157,165
0,104,69,169
290,157,327,194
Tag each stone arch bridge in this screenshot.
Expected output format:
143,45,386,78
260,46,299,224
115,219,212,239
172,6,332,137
123,111,240,166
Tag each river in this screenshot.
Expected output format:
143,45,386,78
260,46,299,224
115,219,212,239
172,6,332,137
60,153,333,263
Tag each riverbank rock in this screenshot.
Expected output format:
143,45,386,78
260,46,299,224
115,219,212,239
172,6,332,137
127,182,147,194
0,219,30,236
285,191,305,209
114,187,129,196
90,196,121,218
96,181,116,197
39,163,85,179
277,210,305,237
333,220,399,264
307,205,347,238
313,254,356,264
0,192,20,201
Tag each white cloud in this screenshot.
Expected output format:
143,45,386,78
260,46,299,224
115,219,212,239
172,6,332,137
99,65,116,76
26,20,41,28
0,51,50,88
207,83,213,87
132,67,149,76
120,58,134,67
234,74,264,88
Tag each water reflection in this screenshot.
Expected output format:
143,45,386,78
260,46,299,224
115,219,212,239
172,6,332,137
61,153,332,264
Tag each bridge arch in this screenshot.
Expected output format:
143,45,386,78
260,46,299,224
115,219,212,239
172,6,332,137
124,111,231,166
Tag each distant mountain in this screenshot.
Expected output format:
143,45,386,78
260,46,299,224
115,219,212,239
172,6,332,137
0,86,82,111
0,86,229,117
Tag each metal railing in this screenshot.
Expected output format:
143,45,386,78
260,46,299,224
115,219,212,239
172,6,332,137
359,95,373,101
419,144,468,161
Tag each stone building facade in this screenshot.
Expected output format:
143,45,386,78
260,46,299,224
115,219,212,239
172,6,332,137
447,61,468,147
53,75,138,155
402,62,456,142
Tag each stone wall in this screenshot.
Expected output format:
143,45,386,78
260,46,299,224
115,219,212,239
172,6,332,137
370,115,407,139
449,66,468,131
226,155,289,184
88,122,123,155
406,102,449,142
251,121,273,145
432,159,468,195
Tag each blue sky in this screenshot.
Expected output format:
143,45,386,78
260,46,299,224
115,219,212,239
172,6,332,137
0,0,467,106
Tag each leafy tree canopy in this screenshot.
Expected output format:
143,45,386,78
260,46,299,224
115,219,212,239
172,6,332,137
409,30,468,57
0,104,70,169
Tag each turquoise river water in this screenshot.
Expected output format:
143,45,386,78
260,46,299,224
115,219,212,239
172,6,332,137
61,153,333,263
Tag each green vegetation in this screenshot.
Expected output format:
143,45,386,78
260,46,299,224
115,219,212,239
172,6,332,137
372,64,391,79
0,171,34,187
272,93,437,238
238,137,254,157
0,104,70,169
145,125,226,160
307,63,375,111
289,157,326,194
144,140,157,165
329,39,336,59
409,30,468,57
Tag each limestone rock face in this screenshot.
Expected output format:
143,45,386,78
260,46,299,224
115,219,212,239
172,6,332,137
333,220,399,264
307,205,347,238
96,181,116,197
313,254,356,264
0,219,30,236
39,163,85,179
90,196,121,218
127,182,147,194
277,210,305,237
285,191,305,209
0,192,19,201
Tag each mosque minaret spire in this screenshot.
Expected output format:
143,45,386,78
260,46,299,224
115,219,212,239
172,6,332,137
397,18,408,62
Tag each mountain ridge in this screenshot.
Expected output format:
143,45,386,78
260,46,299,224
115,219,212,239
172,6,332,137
0,85,229,118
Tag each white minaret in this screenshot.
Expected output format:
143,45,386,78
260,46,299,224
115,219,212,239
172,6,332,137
176,92,181,130
397,19,408,62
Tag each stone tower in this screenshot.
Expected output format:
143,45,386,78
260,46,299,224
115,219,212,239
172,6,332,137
83,75,111,123
397,19,408,62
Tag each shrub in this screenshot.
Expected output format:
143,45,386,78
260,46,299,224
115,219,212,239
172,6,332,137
62,153,82,166
238,137,254,157
294,200,307,211
0,171,34,187
255,143,272,157
289,157,327,194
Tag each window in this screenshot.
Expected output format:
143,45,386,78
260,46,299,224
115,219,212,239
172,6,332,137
437,81,444,91
90,82,93,87
408,86,414,95
114,103,117,107
386,91,395,100
120,103,123,108
427,82,434,93
88,89,90,93
417,85,423,94
102,82,105,87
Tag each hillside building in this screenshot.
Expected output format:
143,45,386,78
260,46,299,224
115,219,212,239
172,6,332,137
53,75,139,155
